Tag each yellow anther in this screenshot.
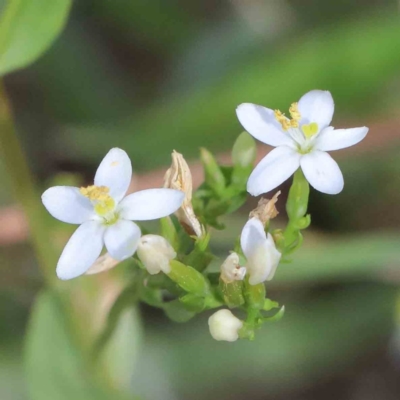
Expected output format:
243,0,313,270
80,185,110,201
80,185,115,217
289,102,301,122
301,122,319,139
275,103,301,131
274,110,290,131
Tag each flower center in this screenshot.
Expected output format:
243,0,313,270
274,102,320,153
80,185,117,223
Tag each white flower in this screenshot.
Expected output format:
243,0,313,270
236,90,369,195
136,234,176,275
220,252,246,283
208,309,243,342
240,217,281,285
42,148,184,280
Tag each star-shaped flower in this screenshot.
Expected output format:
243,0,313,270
42,148,184,280
236,90,369,195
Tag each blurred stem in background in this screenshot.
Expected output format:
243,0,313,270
0,81,55,285
0,80,123,398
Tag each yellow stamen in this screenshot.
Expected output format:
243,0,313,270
80,185,115,217
289,102,301,122
301,122,319,139
275,103,301,131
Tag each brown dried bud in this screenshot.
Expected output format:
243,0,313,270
249,191,281,225
164,150,204,237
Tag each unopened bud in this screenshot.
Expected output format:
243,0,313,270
220,252,246,283
86,253,120,275
137,235,176,275
164,150,204,237
208,309,243,342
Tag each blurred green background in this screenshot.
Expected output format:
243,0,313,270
2,0,400,399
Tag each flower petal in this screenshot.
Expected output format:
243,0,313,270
56,221,105,280
42,186,95,224
118,189,184,221
240,218,266,259
236,103,294,147
94,148,132,203
240,218,281,285
247,146,301,196
315,126,368,152
104,220,141,260
300,150,344,194
298,90,334,130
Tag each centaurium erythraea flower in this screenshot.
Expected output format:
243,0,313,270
236,90,369,195
240,217,281,285
42,148,184,280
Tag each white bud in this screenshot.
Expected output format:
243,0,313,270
220,252,246,283
247,232,281,285
240,218,282,285
208,309,243,342
136,234,176,275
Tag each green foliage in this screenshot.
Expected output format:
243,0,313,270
0,0,71,76
25,290,136,400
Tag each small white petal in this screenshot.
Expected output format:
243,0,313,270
42,186,95,224
118,189,184,221
136,234,176,275
220,252,246,283
315,126,368,152
104,220,141,261
300,150,344,194
236,103,294,147
298,90,334,130
240,218,281,285
247,146,301,196
208,309,243,342
240,218,266,260
94,148,132,203
56,221,105,280
247,234,281,284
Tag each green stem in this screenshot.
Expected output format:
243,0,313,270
283,168,310,252
0,81,56,284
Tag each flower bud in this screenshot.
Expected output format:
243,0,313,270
208,309,243,342
220,252,246,283
136,235,176,275
86,253,120,275
164,150,204,237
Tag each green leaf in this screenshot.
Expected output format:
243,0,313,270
163,299,196,323
232,131,256,167
0,0,72,76
25,290,134,400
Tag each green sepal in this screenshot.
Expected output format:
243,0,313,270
179,293,205,312
219,279,245,308
243,279,266,310
167,260,210,296
263,306,285,322
200,147,225,196
286,169,309,221
163,300,196,323
183,233,213,272
263,298,280,311
160,216,179,251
